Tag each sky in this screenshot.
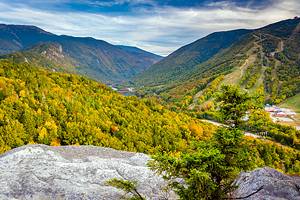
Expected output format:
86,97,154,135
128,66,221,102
0,0,299,56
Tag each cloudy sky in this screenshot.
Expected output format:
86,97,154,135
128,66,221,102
0,0,299,56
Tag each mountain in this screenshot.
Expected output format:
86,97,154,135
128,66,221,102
134,29,251,86
0,24,55,55
0,24,162,83
134,18,300,103
116,45,163,64
0,59,216,154
1,42,78,73
1,59,299,195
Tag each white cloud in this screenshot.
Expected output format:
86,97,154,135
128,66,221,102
0,0,299,56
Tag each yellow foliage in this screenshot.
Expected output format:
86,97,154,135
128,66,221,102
65,90,73,102
110,125,119,133
0,79,5,89
50,139,61,146
38,127,48,141
0,145,11,154
19,90,26,97
45,120,58,133
20,81,26,88
37,108,42,115
170,151,181,158
52,86,63,94
5,94,18,103
0,60,218,155
177,140,188,151
28,140,36,145
0,110,4,121
189,122,203,140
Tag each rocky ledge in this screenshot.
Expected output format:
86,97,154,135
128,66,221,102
0,144,174,200
0,145,299,200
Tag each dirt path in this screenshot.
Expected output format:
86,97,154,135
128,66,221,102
201,119,260,138
278,40,284,52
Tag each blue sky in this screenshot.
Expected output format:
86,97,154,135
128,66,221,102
0,0,299,56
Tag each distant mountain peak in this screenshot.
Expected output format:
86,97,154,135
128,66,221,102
0,23,54,35
134,18,300,103
0,23,162,83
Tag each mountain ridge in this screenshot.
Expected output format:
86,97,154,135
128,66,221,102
134,18,300,103
0,24,162,83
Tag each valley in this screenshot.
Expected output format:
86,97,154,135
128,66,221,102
0,13,299,200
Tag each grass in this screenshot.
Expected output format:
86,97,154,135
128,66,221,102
280,93,300,127
281,93,300,113
222,53,257,86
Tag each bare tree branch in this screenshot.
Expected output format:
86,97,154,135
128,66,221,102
225,185,264,200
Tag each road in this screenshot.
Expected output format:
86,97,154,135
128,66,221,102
200,119,260,138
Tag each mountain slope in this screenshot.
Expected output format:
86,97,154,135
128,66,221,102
0,60,299,178
134,18,300,103
116,45,163,64
0,59,216,154
0,24,54,55
0,24,162,83
2,42,78,73
134,29,251,86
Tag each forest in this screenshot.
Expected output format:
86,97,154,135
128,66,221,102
0,59,299,176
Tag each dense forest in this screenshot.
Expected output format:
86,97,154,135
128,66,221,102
0,60,299,175
0,59,216,154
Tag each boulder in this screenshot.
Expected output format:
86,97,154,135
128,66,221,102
233,167,300,200
0,144,175,200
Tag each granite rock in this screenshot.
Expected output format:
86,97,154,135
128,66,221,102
233,167,300,200
0,144,175,200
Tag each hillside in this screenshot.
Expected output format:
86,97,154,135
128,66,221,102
0,60,299,174
134,29,251,86
134,18,300,103
0,24,162,83
0,59,215,154
1,43,78,73
281,93,300,113
116,45,162,64
280,94,300,128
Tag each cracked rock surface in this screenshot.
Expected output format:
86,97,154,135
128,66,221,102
0,144,175,200
1,145,299,200
233,167,300,200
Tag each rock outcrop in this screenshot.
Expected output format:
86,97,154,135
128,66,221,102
233,167,300,200
0,145,174,200
0,145,299,200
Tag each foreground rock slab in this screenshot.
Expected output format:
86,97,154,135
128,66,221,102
1,145,299,200
0,145,174,200
234,167,300,200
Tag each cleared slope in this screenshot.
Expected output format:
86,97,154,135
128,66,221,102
135,18,300,103
134,29,251,86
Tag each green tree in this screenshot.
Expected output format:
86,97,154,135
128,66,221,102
106,178,145,200
216,85,252,126
150,128,254,200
